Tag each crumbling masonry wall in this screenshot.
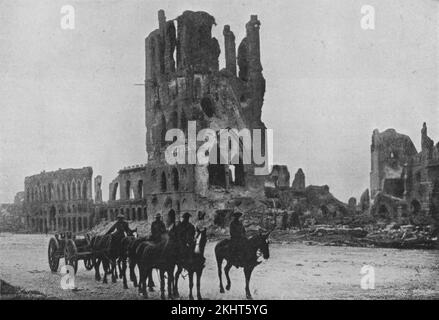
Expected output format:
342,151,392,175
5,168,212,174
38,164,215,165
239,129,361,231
370,123,439,221
23,167,94,233
144,10,267,204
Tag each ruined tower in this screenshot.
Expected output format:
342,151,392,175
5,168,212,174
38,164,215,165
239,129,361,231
370,128,418,199
143,10,268,195
223,25,237,76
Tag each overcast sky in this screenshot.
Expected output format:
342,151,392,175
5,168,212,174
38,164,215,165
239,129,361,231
0,0,438,203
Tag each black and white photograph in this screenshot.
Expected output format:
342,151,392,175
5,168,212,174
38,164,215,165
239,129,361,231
0,0,438,305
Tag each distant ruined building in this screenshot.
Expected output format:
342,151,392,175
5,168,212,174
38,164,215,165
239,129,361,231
23,168,94,233
370,123,439,221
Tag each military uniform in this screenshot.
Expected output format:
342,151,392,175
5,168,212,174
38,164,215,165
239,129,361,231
229,212,246,266
106,217,135,245
150,218,166,242
177,220,196,246
195,211,207,232
106,219,134,237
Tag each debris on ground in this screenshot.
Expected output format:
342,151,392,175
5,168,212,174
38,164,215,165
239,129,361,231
0,279,52,300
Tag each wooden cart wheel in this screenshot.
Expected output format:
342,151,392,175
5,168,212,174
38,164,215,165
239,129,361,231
48,237,60,272
64,239,78,274
84,257,94,270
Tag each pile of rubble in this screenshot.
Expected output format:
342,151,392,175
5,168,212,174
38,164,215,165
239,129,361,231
363,224,438,249
289,222,438,249
0,279,51,300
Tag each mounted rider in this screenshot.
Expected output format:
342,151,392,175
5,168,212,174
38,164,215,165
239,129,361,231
106,213,135,238
150,212,167,243
195,210,207,233
176,212,196,258
229,211,246,266
105,213,136,246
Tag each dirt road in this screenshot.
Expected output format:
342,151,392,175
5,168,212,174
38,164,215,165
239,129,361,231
0,233,438,299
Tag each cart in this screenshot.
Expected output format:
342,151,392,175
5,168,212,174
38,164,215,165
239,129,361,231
48,232,94,274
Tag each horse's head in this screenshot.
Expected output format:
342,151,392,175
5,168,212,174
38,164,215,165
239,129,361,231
194,228,207,256
256,231,271,260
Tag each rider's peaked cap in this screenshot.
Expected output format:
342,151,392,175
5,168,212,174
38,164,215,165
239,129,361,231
232,211,243,218
155,212,162,218
117,213,125,219
182,212,191,219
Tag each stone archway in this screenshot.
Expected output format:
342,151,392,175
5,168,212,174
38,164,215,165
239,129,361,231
160,172,167,192
171,168,179,191
166,209,176,227
49,206,57,231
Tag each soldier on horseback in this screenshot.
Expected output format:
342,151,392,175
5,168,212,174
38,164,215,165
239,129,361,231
195,210,207,233
229,211,246,266
150,212,166,243
106,213,136,240
176,212,196,256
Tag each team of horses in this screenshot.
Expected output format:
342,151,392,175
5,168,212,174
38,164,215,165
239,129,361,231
86,225,271,300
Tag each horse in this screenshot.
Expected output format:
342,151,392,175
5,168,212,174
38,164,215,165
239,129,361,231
116,228,138,281
215,232,271,299
132,239,156,292
119,234,138,289
137,227,179,299
90,232,126,284
90,234,116,284
174,228,207,300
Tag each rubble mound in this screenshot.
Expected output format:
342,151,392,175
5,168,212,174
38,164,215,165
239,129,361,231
0,279,52,300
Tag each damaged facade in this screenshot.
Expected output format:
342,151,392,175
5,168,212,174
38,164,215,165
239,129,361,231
144,10,267,197
370,123,439,221
23,168,94,233
21,10,276,233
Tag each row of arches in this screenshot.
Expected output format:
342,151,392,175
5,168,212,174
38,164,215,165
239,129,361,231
151,167,188,194
31,203,90,219
26,179,90,203
102,207,148,222
102,195,190,225
151,104,189,151
375,199,423,219
110,167,190,201
111,179,144,201
28,215,91,234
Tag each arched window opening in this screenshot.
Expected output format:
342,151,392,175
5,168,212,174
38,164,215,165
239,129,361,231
77,181,82,200
171,168,179,191
126,181,131,199
137,180,144,199
169,111,178,130
160,172,167,192
166,208,176,227
72,182,76,199
112,183,119,201
82,180,88,200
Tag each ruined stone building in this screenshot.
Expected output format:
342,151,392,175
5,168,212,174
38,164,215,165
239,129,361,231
104,10,269,225
370,123,439,220
144,10,267,192
23,168,94,233
21,10,273,233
